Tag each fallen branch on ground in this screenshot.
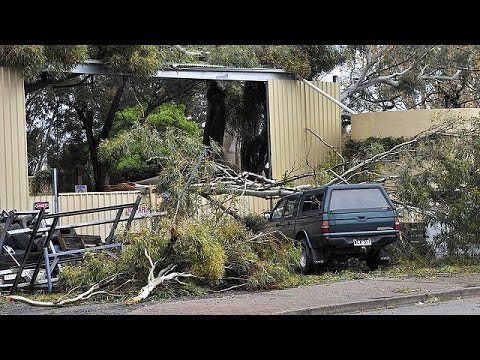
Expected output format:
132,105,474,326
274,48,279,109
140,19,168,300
5,274,119,307
126,249,195,305
212,283,247,293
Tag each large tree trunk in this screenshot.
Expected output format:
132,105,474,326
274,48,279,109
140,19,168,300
203,81,226,146
74,78,126,191
76,109,104,191
240,81,268,175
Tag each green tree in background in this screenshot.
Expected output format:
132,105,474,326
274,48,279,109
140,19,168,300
339,45,480,112
103,102,200,183
397,118,480,255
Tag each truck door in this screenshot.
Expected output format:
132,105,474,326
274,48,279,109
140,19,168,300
270,196,299,239
296,191,324,246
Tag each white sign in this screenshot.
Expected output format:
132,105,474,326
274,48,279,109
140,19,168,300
75,185,87,193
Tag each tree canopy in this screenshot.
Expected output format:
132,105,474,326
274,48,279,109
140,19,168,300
339,45,480,112
1,45,344,86
6,44,480,193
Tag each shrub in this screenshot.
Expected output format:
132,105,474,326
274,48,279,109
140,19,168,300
174,220,226,282
60,215,302,297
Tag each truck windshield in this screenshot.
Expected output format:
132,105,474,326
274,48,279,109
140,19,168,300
329,188,391,212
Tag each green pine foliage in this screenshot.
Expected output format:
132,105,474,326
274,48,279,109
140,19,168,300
60,216,302,297
398,119,480,255
146,103,199,135
0,45,88,81
343,137,406,162
100,102,201,183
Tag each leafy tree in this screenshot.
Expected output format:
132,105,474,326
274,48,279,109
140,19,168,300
0,45,88,82
0,45,186,92
397,118,480,255
208,45,344,79
102,102,200,183
100,124,215,213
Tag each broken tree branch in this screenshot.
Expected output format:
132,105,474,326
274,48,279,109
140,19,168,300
420,70,462,82
306,128,345,167
325,123,451,186
126,251,195,305
200,193,242,221
173,45,210,59
328,169,349,184
5,274,118,307
172,148,208,226
246,229,292,244
212,283,247,293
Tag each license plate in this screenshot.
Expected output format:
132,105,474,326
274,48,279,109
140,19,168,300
353,239,371,246
3,270,32,281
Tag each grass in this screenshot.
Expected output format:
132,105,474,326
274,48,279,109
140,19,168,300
393,286,413,293
261,257,480,290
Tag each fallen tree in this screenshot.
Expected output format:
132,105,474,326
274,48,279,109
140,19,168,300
8,117,478,307
191,119,468,200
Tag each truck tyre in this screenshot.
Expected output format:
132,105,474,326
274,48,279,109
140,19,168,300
299,238,315,275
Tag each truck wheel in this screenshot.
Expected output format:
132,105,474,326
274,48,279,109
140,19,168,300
300,238,315,275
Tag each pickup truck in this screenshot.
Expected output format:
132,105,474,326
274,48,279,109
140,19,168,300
263,183,399,274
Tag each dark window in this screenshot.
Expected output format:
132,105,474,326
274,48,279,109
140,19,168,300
329,188,391,212
302,193,323,213
272,199,286,220
283,198,299,218
271,197,299,219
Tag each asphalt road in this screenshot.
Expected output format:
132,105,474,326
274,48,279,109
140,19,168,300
354,296,480,315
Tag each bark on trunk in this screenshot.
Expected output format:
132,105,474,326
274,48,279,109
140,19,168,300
74,78,126,191
76,108,104,191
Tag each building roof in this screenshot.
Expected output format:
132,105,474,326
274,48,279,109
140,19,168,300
68,60,294,82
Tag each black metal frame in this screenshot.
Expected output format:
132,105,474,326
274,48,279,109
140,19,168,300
6,195,143,294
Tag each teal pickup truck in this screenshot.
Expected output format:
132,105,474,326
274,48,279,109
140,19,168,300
263,184,400,274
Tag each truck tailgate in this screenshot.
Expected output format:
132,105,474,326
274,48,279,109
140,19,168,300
329,210,396,235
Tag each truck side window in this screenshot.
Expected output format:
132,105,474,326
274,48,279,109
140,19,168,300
283,197,299,218
302,193,323,213
271,199,286,220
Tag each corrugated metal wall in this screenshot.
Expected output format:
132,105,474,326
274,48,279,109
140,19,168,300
267,80,341,180
237,196,272,215
30,191,144,240
231,80,341,215
351,108,480,140
18,78,339,223
0,68,29,211
198,194,272,218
